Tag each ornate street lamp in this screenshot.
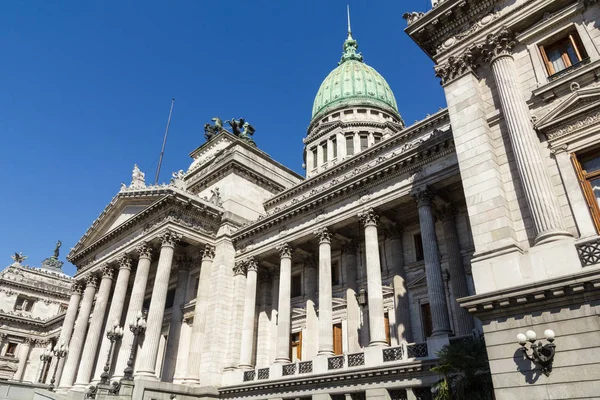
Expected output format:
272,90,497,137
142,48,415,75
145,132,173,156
356,288,368,306
48,341,68,391
516,329,556,376
100,320,124,384
123,311,147,380
38,344,53,383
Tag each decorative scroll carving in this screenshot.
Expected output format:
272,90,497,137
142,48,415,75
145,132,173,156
101,264,115,279
71,282,84,295
85,274,99,288
482,27,515,63
158,230,182,248
202,244,215,260
358,208,379,227
277,243,293,259
136,242,153,260
412,187,435,207
117,255,132,270
232,261,247,276
313,227,332,244
434,47,481,85
246,257,258,273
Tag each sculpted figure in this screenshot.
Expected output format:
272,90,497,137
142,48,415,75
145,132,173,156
11,252,27,264
131,164,146,188
53,240,62,259
226,118,245,136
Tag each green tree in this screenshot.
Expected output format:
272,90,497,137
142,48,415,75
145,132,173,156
431,335,494,400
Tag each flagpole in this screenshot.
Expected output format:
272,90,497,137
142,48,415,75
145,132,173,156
155,98,175,184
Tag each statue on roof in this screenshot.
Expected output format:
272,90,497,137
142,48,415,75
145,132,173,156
131,164,146,189
52,240,62,259
226,118,245,136
204,117,224,141
240,122,257,146
11,252,27,265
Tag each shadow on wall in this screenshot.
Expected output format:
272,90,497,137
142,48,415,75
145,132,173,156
513,348,542,384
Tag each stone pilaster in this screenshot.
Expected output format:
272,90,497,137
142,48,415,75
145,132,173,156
315,228,335,355
113,243,153,379
359,208,388,347
239,258,259,369
439,206,474,335
51,282,83,385
93,256,132,383
185,244,215,384
60,274,98,388
226,260,247,369
275,243,292,363
342,240,361,352
75,264,115,387
136,230,181,379
14,337,34,381
485,28,570,244
413,189,452,336
162,255,190,381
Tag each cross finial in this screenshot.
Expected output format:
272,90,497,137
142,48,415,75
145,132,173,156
347,5,352,39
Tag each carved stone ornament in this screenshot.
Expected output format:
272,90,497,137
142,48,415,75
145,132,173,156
359,208,379,227
101,264,116,279
434,48,481,85
23,337,37,346
341,240,357,255
202,244,216,260
158,230,182,248
233,261,247,276
277,243,293,259
71,282,84,295
412,187,435,207
136,242,153,260
117,255,132,270
313,227,332,244
402,11,424,26
482,27,515,63
85,274,99,288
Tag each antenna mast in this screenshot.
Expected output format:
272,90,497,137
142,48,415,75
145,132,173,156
155,98,175,184
347,4,352,37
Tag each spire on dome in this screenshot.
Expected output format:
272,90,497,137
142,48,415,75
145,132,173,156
339,5,363,65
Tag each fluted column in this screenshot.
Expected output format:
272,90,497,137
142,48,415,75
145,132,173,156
342,240,361,352
60,274,98,388
413,189,452,336
359,209,388,347
439,206,474,335
113,243,153,379
485,28,570,244
239,258,258,368
51,282,83,385
185,244,215,384
388,228,411,343
162,255,190,381
303,257,318,359
14,338,33,381
172,317,192,383
93,256,132,383
75,264,115,387
315,228,334,355
275,243,292,363
136,230,181,378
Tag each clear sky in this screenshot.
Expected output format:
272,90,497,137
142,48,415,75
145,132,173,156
0,0,444,276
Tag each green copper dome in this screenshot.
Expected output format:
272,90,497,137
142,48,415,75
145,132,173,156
311,32,399,121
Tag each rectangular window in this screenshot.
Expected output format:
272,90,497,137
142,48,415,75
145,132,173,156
539,31,587,77
333,323,343,355
572,150,600,232
5,342,17,357
374,134,382,144
384,312,391,345
332,138,337,158
414,233,424,262
291,274,302,298
14,295,34,312
360,134,368,151
290,332,302,361
322,143,328,163
345,135,354,155
312,148,317,169
331,260,340,286
421,303,433,339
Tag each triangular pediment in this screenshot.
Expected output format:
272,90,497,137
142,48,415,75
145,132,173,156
408,273,427,288
0,362,18,372
536,87,600,132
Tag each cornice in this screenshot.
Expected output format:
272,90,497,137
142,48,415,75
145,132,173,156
0,309,66,329
265,110,450,210
0,279,71,300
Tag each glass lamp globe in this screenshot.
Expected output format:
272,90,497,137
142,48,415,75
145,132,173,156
525,330,537,342
516,333,527,346
544,329,555,342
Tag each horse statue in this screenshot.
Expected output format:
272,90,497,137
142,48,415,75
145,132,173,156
226,118,245,136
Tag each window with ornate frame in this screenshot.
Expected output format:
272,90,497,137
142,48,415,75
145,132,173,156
539,29,588,77
572,150,600,232
14,295,35,312
5,342,18,357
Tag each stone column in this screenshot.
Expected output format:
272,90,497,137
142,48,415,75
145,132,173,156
387,229,411,343
303,257,318,359
75,264,115,387
226,261,247,369
485,28,570,245
162,255,190,381
239,258,259,368
136,230,181,379
439,206,474,336
269,271,280,364
342,240,361,353
172,317,192,384
413,189,452,336
185,244,215,384
51,282,83,385
315,228,334,356
60,274,98,388
275,243,292,363
14,338,33,381
358,209,388,347
92,256,132,383
113,243,153,379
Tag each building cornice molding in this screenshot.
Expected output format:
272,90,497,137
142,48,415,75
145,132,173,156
306,114,405,144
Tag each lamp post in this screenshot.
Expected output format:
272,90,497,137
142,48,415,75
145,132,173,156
48,341,68,391
100,320,124,384
516,329,556,376
38,344,53,383
123,311,146,380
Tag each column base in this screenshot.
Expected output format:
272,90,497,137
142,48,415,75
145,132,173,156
534,229,573,245
368,340,388,348
274,357,291,364
238,364,254,370
133,372,159,382
317,349,335,356
182,378,200,385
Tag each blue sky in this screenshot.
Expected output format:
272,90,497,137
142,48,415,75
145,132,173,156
0,0,444,276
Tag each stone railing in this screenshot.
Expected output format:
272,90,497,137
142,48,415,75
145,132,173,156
575,236,600,267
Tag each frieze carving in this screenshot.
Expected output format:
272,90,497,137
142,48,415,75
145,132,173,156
547,111,600,140
313,227,332,244
359,208,379,227
436,8,501,54
277,243,293,259
158,230,182,248
136,242,153,260
412,187,435,207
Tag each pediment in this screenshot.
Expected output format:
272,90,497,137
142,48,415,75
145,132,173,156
536,87,600,137
0,362,18,372
408,273,427,289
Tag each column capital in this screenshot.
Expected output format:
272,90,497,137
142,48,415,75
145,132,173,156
412,187,435,207
23,337,36,346
359,208,379,227
85,274,99,288
117,255,132,271
313,227,332,244
341,240,357,255
549,144,569,158
158,229,182,248
101,264,116,280
136,242,154,260
482,27,515,64
71,282,84,295
434,46,480,86
276,243,293,259
233,261,247,276
202,244,216,261
246,257,258,273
